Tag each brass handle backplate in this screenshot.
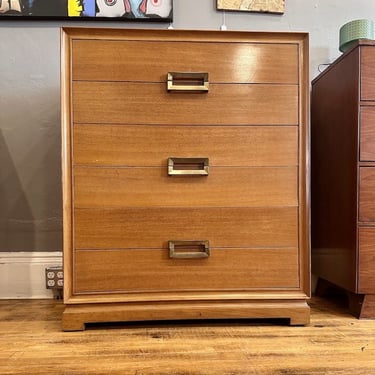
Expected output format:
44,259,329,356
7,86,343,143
169,240,210,259
167,72,209,92
168,157,209,176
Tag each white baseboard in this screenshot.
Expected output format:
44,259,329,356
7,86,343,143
0,252,62,299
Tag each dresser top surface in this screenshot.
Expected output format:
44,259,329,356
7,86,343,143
312,39,375,85
61,27,308,44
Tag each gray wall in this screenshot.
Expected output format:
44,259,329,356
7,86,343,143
0,0,374,252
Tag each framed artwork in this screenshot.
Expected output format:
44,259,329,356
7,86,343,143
217,0,285,14
0,0,173,21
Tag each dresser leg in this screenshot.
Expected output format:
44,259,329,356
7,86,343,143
315,278,375,319
62,307,86,331
348,293,375,319
288,303,311,326
347,292,364,318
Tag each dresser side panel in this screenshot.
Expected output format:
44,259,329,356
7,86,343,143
298,34,311,297
61,29,74,302
311,48,360,292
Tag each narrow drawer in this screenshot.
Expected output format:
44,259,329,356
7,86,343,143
73,125,298,167
74,166,298,208
72,40,298,84
358,227,375,293
74,207,298,249
361,46,375,101
72,82,298,126
73,248,300,294
359,167,375,221
360,106,375,161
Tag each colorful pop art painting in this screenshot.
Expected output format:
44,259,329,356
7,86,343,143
0,0,173,20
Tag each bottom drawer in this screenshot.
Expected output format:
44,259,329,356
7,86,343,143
358,227,375,293
73,248,299,294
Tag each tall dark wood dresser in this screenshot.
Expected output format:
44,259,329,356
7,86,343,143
61,27,310,330
312,40,375,318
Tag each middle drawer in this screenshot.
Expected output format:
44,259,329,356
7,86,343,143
360,106,375,161
74,166,297,208
73,125,298,167
74,207,298,250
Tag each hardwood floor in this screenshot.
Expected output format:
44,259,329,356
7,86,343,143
0,296,374,374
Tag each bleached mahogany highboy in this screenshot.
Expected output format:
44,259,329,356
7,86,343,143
61,28,310,330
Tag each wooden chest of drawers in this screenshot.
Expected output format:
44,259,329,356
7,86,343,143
61,28,310,330
312,40,375,318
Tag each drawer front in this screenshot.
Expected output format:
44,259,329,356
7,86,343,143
74,207,298,249
358,227,375,293
72,82,299,125
72,40,299,84
360,106,375,161
73,125,298,167
361,46,375,101
359,167,375,221
74,166,298,208
73,248,299,294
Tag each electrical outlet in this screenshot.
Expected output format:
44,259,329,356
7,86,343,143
45,266,63,290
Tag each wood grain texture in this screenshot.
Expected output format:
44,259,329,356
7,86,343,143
73,248,299,293
359,167,375,221
298,32,311,298
311,43,360,292
312,41,375,319
1,297,375,374
73,207,298,249
73,124,298,167
72,39,298,84
62,27,309,327
361,46,375,100
62,300,310,331
72,82,299,125
62,27,309,45
358,228,375,293
60,29,74,302
360,106,375,161
73,166,298,208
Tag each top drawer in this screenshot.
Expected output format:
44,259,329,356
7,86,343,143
361,46,375,101
72,82,298,126
71,40,299,84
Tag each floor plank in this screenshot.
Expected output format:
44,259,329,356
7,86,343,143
0,296,374,374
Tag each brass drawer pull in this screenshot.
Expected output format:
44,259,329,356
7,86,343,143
167,72,209,92
169,240,210,259
168,157,209,176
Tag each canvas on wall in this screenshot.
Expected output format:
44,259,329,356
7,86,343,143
217,0,285,14
0,0,172,20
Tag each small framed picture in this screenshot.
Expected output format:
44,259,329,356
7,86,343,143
217,0,285,14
